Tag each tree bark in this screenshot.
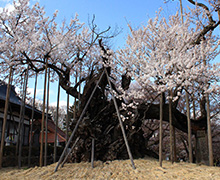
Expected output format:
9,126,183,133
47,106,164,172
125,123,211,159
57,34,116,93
137,103,207,134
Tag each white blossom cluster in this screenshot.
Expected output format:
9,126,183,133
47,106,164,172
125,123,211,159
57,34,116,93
115,10,220,102
0,0,104,83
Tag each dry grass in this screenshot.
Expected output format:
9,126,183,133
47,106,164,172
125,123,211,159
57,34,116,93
1,158,220,179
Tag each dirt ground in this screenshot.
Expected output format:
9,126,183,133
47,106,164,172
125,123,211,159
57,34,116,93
0,158,220,180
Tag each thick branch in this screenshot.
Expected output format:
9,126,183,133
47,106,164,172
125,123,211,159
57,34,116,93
187,0,215,23
138,103,207,134
187,0,220,44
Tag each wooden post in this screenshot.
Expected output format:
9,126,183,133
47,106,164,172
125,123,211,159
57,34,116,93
105,68,136,169
44,68,50,166
192,95,197,162
54,80,60,163
73,71,77,122
91,138,95,168
186,91,193,163
28,72,38,167
18,66,29,168
159,93,163,167
173,127,177,162
169,90,174,163
206,93,213,166
40,61,48,167
54,70,105,172
66,93,69,143
16,75,24,155
192,97,196,120
78,64,81,110
0,66,13,169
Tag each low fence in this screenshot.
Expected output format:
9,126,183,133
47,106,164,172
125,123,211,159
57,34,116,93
2,145,64,167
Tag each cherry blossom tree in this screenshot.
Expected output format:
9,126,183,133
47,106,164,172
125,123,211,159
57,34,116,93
0,0,109,98
111,0,220,165
0,0,219,166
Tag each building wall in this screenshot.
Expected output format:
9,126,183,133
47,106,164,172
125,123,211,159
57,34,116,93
0,112,30,146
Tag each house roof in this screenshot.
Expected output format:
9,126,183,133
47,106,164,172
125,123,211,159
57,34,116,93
38,119,66,143
0,80,43,119
0,81,21,105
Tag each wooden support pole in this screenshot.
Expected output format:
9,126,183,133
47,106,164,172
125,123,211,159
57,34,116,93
66,93,70,143
192,95,196,162
91,138,95,168
206,93,213,166
173,127,177,162
105,68,136,170
28,72,38,167
192,97,196,120
54,81,60,163
0,66,13,169
44,68,50,166
60,137,80,168
18,66,29,168
159,93,163,167
54,70,105,172
40,61,48,167
78,64,81,110
169,90,174,163
186,91,193,163
73,71,77,121
16,75,24,155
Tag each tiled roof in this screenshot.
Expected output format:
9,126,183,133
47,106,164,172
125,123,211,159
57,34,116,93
0,80,43,118
38,119,66,143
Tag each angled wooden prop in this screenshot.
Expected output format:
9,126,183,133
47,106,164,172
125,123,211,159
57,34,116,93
104,68,136,170
60,137,80,168
54,70,105,172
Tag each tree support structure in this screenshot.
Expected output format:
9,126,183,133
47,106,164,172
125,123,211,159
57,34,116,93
54,68,136,172
0,67,13,169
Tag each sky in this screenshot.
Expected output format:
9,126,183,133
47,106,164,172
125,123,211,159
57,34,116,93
0,0,216,107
